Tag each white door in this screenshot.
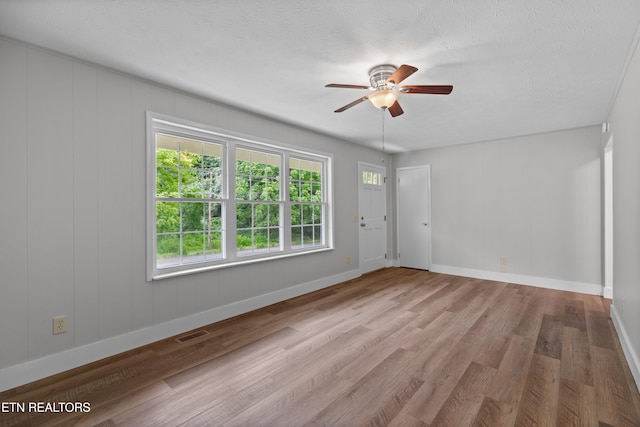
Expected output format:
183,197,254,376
358,162,387,274
397,165,431,270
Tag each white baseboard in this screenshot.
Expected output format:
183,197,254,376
429,264,604,296
610,304,640,393
603,285,614,299
0,268,361,393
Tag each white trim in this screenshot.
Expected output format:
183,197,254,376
603,135,614,299
611,304,640,393
603,286,613,299
0,268,360,393
429,264,604,296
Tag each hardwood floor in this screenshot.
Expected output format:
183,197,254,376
2,268,639,426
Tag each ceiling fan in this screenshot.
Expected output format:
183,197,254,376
325,64,453,117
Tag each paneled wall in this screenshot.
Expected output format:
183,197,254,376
0,37,388,384
607,30,640,385
393,127,602,289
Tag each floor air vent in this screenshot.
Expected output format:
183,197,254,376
175,330,209,343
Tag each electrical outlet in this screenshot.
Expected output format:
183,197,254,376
500,256,508,273
53,315,67,335
346,256,351,264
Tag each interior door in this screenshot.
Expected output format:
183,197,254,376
358,162,387,274
397,165,431,270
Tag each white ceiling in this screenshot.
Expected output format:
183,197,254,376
1,1,639,152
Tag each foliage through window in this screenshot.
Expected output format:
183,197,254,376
235,148,282,256
147,113,332,279
290,158,324,248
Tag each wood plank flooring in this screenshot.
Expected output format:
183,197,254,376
1,268,639,426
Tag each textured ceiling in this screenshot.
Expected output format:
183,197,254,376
1,0,639,152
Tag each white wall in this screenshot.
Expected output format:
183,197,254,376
393,127,602,293
0,37,391,390
607,30,640,387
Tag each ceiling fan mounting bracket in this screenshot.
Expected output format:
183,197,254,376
368,64,397,88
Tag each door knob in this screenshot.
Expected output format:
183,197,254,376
423,222,428,226
360,223,366,227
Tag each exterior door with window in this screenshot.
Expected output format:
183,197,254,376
358,162,387,274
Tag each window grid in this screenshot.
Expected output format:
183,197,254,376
148,113,332,280
289,157,324,249
155,133,225,269
235,147,283,256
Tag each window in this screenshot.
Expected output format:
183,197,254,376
290,158,324,248
155,133,224,269
147,112,332,280
235,147,282,256
362,169,383,186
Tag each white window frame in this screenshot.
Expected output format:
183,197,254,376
146,112,333,280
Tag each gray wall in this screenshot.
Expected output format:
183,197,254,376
0,37,390,379
607,32,640,383
393,127,602,288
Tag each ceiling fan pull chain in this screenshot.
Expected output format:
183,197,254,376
381,107,385,152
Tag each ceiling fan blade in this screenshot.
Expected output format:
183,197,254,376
386,64,418,85
388,101,404,117
401,85,453,94
325,83,371,89
334,96,368,113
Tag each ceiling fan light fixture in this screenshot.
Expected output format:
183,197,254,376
368,89,399,109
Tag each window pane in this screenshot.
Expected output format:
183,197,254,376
303,226,314,245
237,203,252,229
254,204,268,227
236,176,250,200
204,201,223,260
302,205,314,225
236,148,281,201
182,233,205,263
290,182,301,202
202,143,222,199
205,231,223,260
265,178,280,201
156,134,179,166
290,158,322,204
181,202,204,232
291,204,301,226
291,226,302,248
312,183,321,201
157,202,180,233
313,225,322,245
157,234,180,261
180,168,201,198
266,155,280,177
269,204,280,227
203,170,222,199
206,202,222,231
180,137,203,160
250,178,262,200
269,228,281,249
313,205,322,224
156,166,178,198
237,229,253,252
254,229,268,250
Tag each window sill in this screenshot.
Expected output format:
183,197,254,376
150,246,333,281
